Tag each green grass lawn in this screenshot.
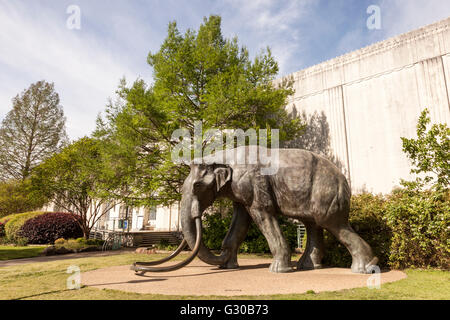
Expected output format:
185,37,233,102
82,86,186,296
0,252,448,300
0,245,47,260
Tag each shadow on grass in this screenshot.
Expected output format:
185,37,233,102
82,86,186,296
12,289,73,300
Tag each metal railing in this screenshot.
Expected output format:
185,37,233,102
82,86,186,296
297,223,306,249
101,232,134,251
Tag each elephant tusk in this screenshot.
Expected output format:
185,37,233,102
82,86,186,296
132,239,187,266
130,217,202,273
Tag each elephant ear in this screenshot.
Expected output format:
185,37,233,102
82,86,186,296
213,166,232,192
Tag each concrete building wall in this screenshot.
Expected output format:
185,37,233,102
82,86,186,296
278,17,450,194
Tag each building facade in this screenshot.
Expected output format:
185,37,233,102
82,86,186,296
277,17,450,194
43,201,181,232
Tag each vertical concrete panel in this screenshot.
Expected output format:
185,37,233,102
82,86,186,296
440,54,450,113
289,87,349,180
443,28,450,53
415,57,450,124
343,66,420,194
325,86,350,180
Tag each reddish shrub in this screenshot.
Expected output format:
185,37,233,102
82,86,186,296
0,219,7,237
19,212,83,244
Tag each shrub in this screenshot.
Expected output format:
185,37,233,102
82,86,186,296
0,213,20,224
202,211,232,251
54,238,66,245
322,193,391,269
240,216,298,254
4,211,47,243
53,237,104,252
14,237,29,246
202,210,299,254
0,219,7,238
19,212,83,244
86,239,104,246
401,108,449,190
385,188,449,269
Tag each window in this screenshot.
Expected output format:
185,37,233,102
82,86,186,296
149,207,157,221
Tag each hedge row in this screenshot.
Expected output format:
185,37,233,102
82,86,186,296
0,219,7,238
202,189,449,270
19,212,83,244
3,211,47,244
203,211,298,254
323,193,391,268
384,189,449,269
0,211,84,245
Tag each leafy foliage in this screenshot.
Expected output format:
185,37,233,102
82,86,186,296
95,15,305,207
202,210,231,250
3,211,46,244
202,206,298,254
0,80,67,181
31,138,122,238
0,219,7,238
19,212,83,244
401,108,449,190
53,237,104,248
323,193,391,268
0,179,47,218
384,188,449,269
323,190,449,270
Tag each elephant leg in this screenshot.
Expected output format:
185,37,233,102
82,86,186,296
220,202,252,269
249,207,292,273
297,222,324,270
326,223,378,274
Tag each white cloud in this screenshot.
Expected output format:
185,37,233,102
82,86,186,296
220,0,318,76
0,1,150,139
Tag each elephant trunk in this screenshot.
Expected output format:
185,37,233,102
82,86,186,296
131,218,202,273
180,194,231,266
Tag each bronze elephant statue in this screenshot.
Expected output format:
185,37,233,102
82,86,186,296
132,146,378,274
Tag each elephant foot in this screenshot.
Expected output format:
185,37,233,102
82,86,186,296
297,261,323,271
297,252,323,271
351,256,379,274
269,259,293,273
219,261,239,269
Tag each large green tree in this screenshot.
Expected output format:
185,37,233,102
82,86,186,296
0,80,68,181
401,108,449,190
31,138,125,238
96,15,304,206
0,179,47,218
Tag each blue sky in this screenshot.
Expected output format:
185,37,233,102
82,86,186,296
1,0,450,139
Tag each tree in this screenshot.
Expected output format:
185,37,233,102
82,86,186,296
0,179,47,218
95,15,305,206
0,80,67,181
401,108,449,190
31,138,123,238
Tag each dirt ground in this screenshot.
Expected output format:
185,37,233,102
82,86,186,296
82,258,407,296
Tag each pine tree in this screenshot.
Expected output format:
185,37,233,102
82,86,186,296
0,80,68,181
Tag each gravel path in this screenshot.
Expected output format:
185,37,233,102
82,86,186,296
82,258,407,296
